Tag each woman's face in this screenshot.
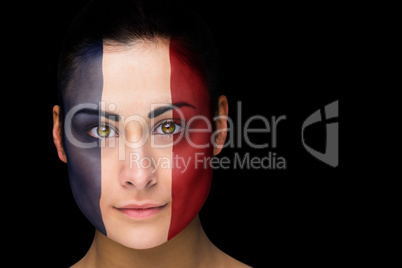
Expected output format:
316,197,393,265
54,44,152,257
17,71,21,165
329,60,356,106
59,39,216,249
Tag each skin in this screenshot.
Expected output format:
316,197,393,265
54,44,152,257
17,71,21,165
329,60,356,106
53,39,250,267
99,42,173,249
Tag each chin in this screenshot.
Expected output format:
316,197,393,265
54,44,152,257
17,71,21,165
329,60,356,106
101,206,172,250
108,227,169,249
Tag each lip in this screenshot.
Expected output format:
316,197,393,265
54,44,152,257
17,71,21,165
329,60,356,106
114,203,168,219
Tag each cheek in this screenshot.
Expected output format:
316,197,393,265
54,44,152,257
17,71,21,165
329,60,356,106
64,144,106,235
168,128,213,239
63,51,105,235
168,40,213,240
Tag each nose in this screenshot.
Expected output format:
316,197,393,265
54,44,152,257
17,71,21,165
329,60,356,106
119,121,157,190
120,148,157,190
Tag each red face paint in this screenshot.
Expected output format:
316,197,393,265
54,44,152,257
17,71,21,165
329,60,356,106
168,39,214,240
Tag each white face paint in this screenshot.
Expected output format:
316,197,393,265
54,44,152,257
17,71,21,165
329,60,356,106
99,41,173,249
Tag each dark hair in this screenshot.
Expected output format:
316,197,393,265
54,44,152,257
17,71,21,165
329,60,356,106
58,0,221,117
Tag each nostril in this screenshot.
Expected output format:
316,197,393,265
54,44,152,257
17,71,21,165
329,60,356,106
124,178,156,189
145,179,154,188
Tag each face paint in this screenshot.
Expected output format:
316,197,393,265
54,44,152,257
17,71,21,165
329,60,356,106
99,43,173,249
63,39,213,249
62,43,106,235
168,39,213,240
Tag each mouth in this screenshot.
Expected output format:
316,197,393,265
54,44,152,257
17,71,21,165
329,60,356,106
114,203,168,219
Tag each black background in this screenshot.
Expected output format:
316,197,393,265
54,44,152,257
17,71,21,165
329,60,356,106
13,1,356,267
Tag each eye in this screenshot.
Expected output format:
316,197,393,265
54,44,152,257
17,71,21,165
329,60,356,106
88,124,118,139
153,120,183,135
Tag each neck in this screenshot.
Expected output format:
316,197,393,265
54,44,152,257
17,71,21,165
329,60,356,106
76,215,218,268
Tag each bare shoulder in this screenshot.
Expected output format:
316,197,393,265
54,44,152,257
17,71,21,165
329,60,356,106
224,255,253,268
213,248,252,268
69,262,82,268
69,258,90,268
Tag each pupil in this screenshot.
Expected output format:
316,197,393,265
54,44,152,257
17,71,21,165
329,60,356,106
162,122,175,134
97,125,110,137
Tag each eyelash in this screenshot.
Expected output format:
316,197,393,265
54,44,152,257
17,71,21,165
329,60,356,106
87,123,119,139
152,120,183,135
87,120,184,139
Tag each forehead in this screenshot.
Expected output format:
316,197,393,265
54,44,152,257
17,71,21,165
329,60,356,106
64,39,209,115
63,51,103,112
102,41,172,113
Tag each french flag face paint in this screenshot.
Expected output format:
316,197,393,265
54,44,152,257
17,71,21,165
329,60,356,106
62,39,214,249
169,39,213,240
62,43,106,236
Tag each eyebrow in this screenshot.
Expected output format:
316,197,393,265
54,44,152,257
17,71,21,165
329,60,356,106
74,108,121,122
148,102,195,118
72,102,195,121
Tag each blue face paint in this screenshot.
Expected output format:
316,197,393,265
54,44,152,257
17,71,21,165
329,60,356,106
62,43,106,235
